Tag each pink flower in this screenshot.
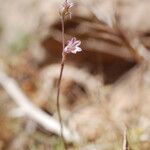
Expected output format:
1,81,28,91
59,0,74,17
64,37,82,54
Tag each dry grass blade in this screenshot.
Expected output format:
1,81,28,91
123,127,129,150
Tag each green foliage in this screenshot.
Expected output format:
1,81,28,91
53,139,65,150
9,30,29,54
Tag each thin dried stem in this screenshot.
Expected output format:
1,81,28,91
61,16,65,55
56,1,81,148
123,127,129,150
56,15,68,149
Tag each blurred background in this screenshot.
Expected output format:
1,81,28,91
0,0,150,149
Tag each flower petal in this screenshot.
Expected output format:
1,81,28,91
64,37,82,54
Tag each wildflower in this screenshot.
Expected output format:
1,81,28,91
59,0,74,18
64,37,82,54
57,1,81,148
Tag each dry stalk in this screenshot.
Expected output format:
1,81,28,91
57,1,82,149
123,127,129,150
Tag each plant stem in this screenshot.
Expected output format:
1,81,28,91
61,16,65,54
56,16,68,150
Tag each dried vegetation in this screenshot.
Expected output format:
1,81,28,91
0,0,150,149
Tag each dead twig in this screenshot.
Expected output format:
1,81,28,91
0,69,79,143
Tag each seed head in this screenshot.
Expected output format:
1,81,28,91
64,37,82,54
59,0,74,18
